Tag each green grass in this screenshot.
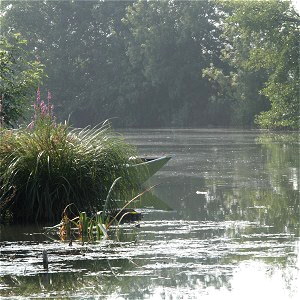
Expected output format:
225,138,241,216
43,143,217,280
44,185,155,243
0,121,142,223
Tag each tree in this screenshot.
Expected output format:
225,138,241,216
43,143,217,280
203,64,270,127
2,0,226,128
0,33,44,127
206,0,299,130
1,0,136,126
123,0,224,126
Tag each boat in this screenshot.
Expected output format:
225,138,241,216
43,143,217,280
127,156,171,183
117,156,171,221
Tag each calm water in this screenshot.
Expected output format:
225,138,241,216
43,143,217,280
1,129,299,299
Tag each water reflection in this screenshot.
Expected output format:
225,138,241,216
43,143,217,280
1,222,299,299
144,131,299,234
0,129,299,299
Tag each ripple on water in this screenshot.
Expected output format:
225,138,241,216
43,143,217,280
0,220,297,279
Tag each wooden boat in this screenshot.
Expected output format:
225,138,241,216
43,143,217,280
127,156,171,183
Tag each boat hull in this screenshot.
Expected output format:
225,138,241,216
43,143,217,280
127,156,171,183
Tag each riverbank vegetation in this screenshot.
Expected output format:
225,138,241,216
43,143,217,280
1,0,298,130
0,33,44,127
0,92,142,223
45,188,148,242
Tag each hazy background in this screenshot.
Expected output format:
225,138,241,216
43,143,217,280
1,0,299,129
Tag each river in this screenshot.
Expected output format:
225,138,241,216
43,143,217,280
0,129,299,299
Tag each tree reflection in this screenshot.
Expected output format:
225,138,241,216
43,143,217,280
163,132,300,236
0,132,299,299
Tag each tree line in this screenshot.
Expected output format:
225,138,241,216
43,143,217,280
1,0,299,129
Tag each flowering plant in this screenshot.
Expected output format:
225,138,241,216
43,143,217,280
28,87,55,128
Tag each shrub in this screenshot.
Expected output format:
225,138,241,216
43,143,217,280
0,91,141,223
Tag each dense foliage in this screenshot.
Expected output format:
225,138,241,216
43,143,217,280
0,0,299,129
0,96,141,222
0,33,44,127
205,0,300,129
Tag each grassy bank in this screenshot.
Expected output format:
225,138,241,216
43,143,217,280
0,120,142,223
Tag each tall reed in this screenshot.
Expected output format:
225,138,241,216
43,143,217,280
0,91,142,222
0,121,141,222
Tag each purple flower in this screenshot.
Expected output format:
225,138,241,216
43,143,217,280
28,88,56,128
40,101,47,115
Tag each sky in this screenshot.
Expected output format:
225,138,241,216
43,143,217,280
292,0,300,13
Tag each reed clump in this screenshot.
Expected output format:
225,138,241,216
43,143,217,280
45,185,153,243
0,91,141,223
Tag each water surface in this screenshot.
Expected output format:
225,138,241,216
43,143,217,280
1,129,299,299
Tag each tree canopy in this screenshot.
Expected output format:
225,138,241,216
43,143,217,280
0,33,44,127
1,0,299,129
219,0,299,130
